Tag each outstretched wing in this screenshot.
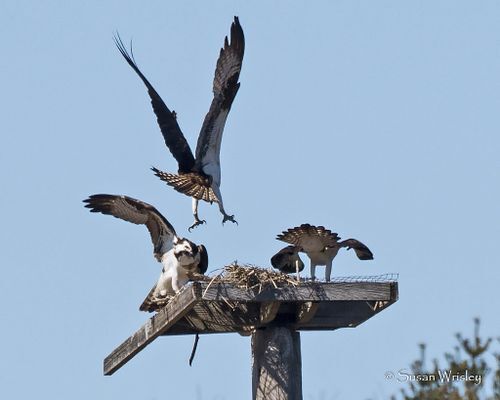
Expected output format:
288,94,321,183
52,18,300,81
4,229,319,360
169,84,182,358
194,16,245,178
196,244,209,274
270,246,305,274
83,194,176,261
339,239,374,260
276,224,340,253
114,34,195,173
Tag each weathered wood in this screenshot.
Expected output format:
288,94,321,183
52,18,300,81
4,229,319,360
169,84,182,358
104,281,398,375
296,302,319,324
199,281,393,302
260,301,281,324
103,284,199,375
182,301,261,332
252,327,302,400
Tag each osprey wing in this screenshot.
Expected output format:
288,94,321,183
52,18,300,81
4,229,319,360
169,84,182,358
339,239,374,260
276,224,340,253
194,17,244,179
83,194,176,261
270,246,305,274
114,34,195,173
196,244,209,274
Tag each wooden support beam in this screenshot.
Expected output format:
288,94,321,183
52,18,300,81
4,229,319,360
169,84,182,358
103,284,199,375
260,301,281,324
252,327,302,400
296,302,319,324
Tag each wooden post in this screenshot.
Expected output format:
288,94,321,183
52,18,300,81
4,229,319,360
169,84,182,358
252,327,302,400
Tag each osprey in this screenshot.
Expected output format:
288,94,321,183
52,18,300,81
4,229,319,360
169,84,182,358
114,16,245,231
83,194,208,312
274,223,373,281
270,245,304,281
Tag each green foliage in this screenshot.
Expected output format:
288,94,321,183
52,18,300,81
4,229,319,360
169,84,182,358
392,318,500,400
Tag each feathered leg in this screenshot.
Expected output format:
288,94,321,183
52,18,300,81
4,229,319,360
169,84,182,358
324,260,333,282
188,198,206,231
310,263,317,281
170,267,186,294
212,184,237,225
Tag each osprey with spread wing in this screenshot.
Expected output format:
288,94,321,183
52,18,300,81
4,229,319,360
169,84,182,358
270,245,304,281
271,224,373,281
83,194,208,312
114,17,245,231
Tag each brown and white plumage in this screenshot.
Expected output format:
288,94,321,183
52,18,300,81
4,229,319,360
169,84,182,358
83,194,208,312
114,17,245,231
275,224,373,281
270,245,305,281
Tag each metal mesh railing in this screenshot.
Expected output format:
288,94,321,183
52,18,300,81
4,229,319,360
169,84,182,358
327,273,399,283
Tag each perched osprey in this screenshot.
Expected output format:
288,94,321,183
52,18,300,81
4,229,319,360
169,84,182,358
274,224,373,281
114,16,245,231
83,194,208,312
270,245,304,281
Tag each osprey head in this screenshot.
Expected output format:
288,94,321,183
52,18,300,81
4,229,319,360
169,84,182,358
173,237,200,267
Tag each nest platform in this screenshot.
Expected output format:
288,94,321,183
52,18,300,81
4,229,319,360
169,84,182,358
104,275,399,375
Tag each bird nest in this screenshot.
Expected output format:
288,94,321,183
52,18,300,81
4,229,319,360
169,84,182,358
149,264,298,311
190,263,300,292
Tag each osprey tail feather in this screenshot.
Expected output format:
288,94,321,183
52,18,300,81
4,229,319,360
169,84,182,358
151,167,218,203
139,285,162,313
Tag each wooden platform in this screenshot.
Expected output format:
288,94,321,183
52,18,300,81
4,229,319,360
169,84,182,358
104,279,399,375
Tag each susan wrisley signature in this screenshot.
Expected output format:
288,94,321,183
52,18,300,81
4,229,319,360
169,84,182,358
386,369,483,385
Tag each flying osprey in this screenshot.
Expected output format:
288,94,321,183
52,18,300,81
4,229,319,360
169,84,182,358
113,17,245,231
83,194,208,312
273,224,373,281
270,245,304,281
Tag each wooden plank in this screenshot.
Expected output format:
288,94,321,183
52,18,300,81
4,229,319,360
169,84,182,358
103,284,200,375
199,281,393,302
104,281,399,373
161,283,398,335
185,301,261,332
296,298,399,330
252,327,302,400
390,282,399,301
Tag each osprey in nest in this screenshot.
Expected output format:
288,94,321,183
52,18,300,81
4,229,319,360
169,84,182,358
114,17,245,231
270,245,304,281
272,224,373,281
83,194,208,312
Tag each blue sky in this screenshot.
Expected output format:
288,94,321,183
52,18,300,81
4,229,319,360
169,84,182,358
1,1,499,399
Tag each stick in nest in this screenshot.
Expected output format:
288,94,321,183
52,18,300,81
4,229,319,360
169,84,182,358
150,264,299,311
215,264,300,292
